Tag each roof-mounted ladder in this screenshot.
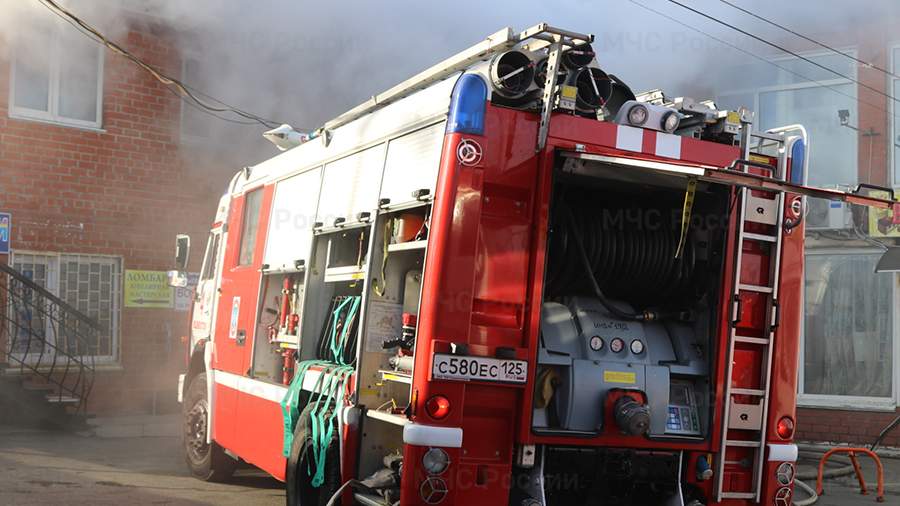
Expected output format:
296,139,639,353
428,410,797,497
321,23,593,151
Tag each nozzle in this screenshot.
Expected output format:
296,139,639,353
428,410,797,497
614,395,650,436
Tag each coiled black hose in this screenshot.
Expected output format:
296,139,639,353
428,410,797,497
561,205,646,321
548,196,696,308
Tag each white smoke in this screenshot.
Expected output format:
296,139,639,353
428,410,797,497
2,0,898,166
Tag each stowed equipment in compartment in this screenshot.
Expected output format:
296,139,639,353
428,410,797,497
537,297,709,438
351,204,430,505
251,270,305,385
534,166,731,440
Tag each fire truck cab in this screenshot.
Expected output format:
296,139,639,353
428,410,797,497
171,23,897,506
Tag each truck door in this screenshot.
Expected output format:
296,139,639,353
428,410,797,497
211,186,271,453
233,167,323,481
191,230,222,342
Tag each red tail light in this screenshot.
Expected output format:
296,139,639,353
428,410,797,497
776,416,794,439
425,395,451,420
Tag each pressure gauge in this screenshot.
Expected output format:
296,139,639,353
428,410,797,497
630,339,645,355
610,337,625,353
589,336,604,351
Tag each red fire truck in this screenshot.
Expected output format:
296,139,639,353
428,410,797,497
169,23,896,506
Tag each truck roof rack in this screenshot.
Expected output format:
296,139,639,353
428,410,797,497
322,22,594,146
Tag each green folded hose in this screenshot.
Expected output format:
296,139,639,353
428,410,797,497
280,295,361,487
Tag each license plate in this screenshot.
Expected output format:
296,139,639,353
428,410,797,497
431,353,527,384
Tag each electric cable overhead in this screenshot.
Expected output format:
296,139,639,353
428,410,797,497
663,0,900,107
47,6,258,127
35,0,283,129
627,0,899,123
163,86,259,126
716,0,900,80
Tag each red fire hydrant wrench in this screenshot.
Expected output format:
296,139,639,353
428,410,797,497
816,447,885,502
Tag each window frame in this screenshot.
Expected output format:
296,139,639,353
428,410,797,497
890,44,900,187
8,251,122,364
179,53,208,144
8,23,105,130
237,188,264,267
716,48,858,187
798,247,899,411
201,232,222,281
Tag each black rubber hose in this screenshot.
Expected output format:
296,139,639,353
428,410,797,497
871,414,900,451
549,194,695,306
562,204,646,321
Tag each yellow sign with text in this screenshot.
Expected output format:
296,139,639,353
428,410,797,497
603,370,637,385
867,190,900,237
124,270,173,308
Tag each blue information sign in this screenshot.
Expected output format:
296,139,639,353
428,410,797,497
0,212,9,254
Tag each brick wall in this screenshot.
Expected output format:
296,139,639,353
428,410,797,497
797,407,900,448
0,20,232,414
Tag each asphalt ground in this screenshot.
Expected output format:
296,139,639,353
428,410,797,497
0,417,282,505
0,415,897,505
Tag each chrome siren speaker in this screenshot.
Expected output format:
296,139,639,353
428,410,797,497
489,50,536,99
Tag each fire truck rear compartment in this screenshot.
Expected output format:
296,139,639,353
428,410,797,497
530,160,731,505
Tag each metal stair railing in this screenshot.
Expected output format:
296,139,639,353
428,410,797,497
0,262,97,414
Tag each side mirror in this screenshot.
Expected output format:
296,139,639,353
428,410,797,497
167,270,188,288
175,234,191,272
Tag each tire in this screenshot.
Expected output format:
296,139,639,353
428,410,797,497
183,373,236,482
286,403,342,506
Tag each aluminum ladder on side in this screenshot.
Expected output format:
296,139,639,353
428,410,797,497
715,128,789,502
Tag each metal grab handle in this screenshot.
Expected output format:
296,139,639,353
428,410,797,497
727,158,776,175
854,183,895,202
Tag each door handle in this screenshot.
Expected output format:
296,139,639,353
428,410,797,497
236,330,246,346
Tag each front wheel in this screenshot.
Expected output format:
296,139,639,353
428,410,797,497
286,403,342,506
183,373,236,482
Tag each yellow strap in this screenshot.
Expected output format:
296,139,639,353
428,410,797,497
675,177,697,259
372,219,392,296
534,368,559,409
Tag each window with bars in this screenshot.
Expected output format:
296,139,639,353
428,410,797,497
9,252,121,360
8,254,53,356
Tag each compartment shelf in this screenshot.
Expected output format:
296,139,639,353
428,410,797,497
272,338,299,349
366,409,409,426
387,240,427,253
379,369,413,385
324,265,367,283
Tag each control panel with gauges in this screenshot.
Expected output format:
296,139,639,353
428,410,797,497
535,297,710,439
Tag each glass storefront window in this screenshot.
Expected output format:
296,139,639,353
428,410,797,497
803,251,893,401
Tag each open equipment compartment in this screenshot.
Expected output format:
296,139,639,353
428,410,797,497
298,225,372,363
354,203,430,485
533,153,733,442
250,269,305,383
